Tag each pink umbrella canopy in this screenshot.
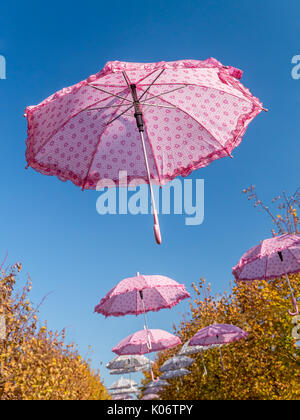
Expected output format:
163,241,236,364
141,394,159,400
189,324,248,371
112,329,181,356
232,234,300,315
95,273,190,317
25,58,264,244
189,324,248,347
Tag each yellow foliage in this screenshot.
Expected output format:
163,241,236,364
146,276,300,400
0,266,110,400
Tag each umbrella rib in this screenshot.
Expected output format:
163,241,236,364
105,104,135,126
137,87,231,157
136,68,165,85
137,82,261,108
286,247,300,264
88,103,135,110
81,90,131,190
33,93,127,158
141,103,177,109
140,85,188,103
138,69,165,102
88,84,133,103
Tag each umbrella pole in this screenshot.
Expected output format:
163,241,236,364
278,252,299,316
285,274,299,316
201,354,208,377
130,83,161,245
139,130,162,245
219,347,226,372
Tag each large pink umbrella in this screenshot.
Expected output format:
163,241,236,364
112,329,181,356
232,233,300,316
25,58,264,244
189,324,248,371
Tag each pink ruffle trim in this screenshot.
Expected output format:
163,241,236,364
94,285,190,317
25,58,263,189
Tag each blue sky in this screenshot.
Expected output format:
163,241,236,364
0,0,299,387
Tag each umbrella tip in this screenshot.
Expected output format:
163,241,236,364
154,224,162,245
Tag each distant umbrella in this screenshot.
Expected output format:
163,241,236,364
109,366,147,375
189,324,248,371
145,379,169,389
112,329,181,356
110,387,138,395
160,368,191,380
107,354,152,370
143,387,164,395
108,377,137,391
141,394,159,400
160,355,194,372
233,233,300,316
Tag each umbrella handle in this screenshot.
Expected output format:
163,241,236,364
153,210,162,245
288,297,299,317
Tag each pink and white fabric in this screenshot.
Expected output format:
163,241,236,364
95,274,190,317
143,386,164,395
189,324,248,347
145,379,169,389
112,329,182,356
106,354,152,370
160,368,191,380
108,377,137,390
111,394,133,400
25,58,264,189
141,394,159,400
110,387,137,395
178,339,220,356
160,355,194,372
232,234,300,281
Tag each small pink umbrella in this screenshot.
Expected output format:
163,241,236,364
232,233,300,316
95,273,190,317
95,272,189,356
189,324,248,371
141,394,159,400
112,329,181,356
25,58,265,244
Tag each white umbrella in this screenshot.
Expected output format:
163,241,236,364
107,354,153,370
160,368,191,380
109,366,147,375
110,386,138,395
108,377,137,391
141,394,159,400
143,386,164,395
160,355,194,372
145,379,169,389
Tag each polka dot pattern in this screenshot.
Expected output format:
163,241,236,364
189,324,248,347
25,59,264,189
233,234,300,281
112,329,182,355
95,274,190,317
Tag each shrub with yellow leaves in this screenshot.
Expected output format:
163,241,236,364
149,277,300,400
0,264,109,400
143,187,300,400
